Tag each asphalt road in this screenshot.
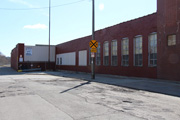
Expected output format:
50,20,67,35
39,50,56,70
0,66,180,120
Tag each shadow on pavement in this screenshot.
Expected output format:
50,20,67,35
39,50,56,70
47,71,180,98
60,81,91,94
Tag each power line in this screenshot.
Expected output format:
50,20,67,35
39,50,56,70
0,0,86,11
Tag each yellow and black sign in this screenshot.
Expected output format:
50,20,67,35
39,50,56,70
91,48,97,53
89,40,98,49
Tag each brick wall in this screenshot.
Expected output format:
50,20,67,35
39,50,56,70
56,13,157,78
11,43,24,70
157,0,180,81
11,47,18,70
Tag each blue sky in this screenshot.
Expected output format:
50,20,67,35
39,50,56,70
0,0,157,57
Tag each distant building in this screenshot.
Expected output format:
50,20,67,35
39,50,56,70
11,44,55,71
11,0,180,81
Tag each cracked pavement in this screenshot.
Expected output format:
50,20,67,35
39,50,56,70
0,67,180,120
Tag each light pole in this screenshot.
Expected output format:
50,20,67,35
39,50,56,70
48,0,51,69
91,0,95,79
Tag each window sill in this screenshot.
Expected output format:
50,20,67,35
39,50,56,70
134,65,143,67
111,65,118,66
122,65,129,67
148,65,157,67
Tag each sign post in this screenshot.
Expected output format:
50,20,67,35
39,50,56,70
91,0,95,79
89,39,98,79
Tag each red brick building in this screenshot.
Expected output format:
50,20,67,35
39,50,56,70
11,0,180,81
11,44,55,71
56,13,157,78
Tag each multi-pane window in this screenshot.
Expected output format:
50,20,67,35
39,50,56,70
111,40,118,66
96,43,101,65
60,58,62,65
121,38,129,66
134,36,143,66
56,58,59,65
149,33,157,67
168,35,176,46
103,41,109,66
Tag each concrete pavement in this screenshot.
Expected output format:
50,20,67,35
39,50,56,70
0,95,73,120
0,67,180,120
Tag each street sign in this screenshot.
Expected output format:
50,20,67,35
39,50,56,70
91,52,95,57
89,40,98,49
91,48,97,53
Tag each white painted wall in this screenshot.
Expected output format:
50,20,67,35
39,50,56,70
56,52,76,66
24,46,55,62
79,50,87,66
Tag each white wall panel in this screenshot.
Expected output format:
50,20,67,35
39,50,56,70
79,50,87,66
56,52,76,66
24,46,55,62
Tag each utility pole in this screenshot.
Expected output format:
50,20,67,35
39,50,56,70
48,0,51,69
91,0,95,79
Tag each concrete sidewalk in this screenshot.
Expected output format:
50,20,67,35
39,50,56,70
46,71,180,97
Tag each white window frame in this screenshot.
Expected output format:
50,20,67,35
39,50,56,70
103,41,109,66
121,38,129,66
134,35,143,67
111,40,118,66
148,32,157,67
